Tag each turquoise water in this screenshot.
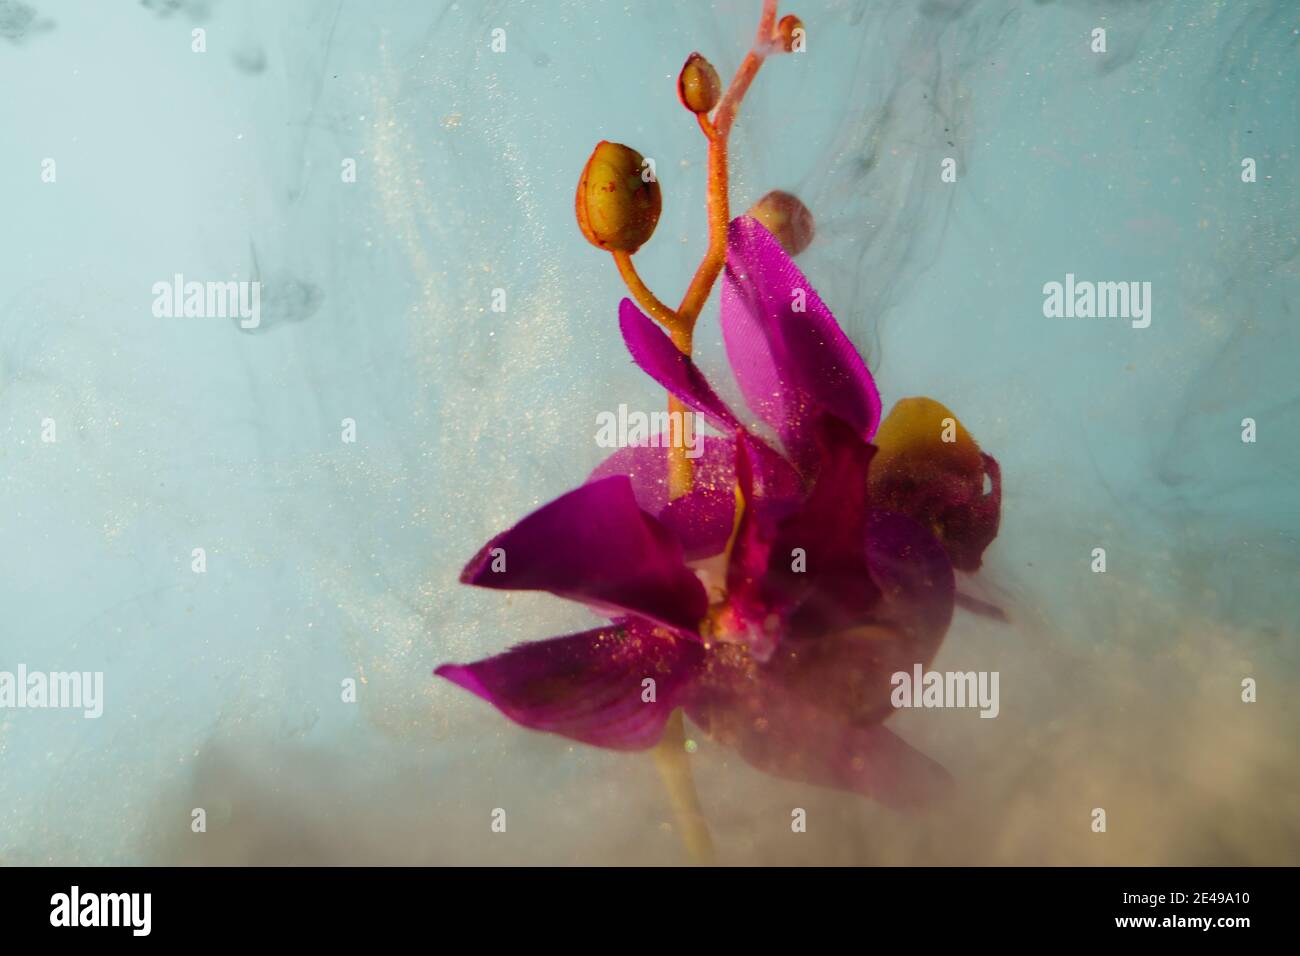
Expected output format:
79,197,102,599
1,0,1296,864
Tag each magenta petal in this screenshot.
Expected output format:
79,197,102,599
865,510,956,652
747,510,956,724
587,428,800,563
728,434,806,640
733,416,882,645
437,619,704,750
751,468,959,728
685,674,952,808
589,442,671,506
618,298,744,433
589,435,733,517
588,437,737,559
659,484,735,560
740,432,804,521
461,476,707,634
722,434,791,658
721,216,882,474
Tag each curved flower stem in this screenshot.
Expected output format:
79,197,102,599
611,250,681,334
652,709,716,864
674,122,730,330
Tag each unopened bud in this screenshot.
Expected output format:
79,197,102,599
747,190,814,256
575,141,662,253
776,14,804,53
677,52,721,115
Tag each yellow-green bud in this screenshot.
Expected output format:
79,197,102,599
575,141,662,253
677,52,721,115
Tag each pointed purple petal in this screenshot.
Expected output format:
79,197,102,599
437,619,704,750
461,476,707,634
618,298,744,433
721,216,882,474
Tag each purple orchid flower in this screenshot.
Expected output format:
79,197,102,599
437,216,1001,809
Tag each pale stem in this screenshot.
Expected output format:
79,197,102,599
652,709,716,865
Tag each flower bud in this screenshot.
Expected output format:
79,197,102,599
868,397,1001,572
776,14,804,53
746,190,814,256
677,52,721,115
575,141,662,253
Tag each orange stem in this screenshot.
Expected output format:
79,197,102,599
676,4,776,327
